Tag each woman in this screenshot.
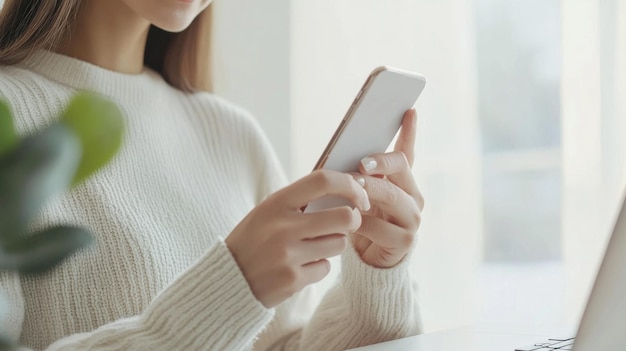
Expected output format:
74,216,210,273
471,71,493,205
0,0,424,350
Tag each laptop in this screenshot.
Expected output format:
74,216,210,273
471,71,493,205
347,194,626,351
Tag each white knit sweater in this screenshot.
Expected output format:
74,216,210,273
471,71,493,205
0,50,422,351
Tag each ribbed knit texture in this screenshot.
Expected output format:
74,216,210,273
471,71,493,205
0,50,422,351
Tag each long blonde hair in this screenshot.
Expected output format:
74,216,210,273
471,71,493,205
0,0,212,92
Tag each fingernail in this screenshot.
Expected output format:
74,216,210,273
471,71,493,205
361,157,377,173
355,176,365,187
361,187,371,211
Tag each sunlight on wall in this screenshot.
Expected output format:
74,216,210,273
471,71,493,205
212,0,292,173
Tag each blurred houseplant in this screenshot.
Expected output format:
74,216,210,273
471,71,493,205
0,93,124,350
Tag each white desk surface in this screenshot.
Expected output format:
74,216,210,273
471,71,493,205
346,323,576,351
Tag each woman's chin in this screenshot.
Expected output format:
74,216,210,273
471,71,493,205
153,17,196,33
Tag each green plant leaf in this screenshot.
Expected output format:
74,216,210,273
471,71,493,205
0,226,92,274
60,92,124,186
0,335,15,351
0,100,17,156
0,124,81,238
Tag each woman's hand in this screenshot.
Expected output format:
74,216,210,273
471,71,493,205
352,108,424,268
225,170,370,308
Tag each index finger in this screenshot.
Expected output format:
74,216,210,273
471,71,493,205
275,169,370,211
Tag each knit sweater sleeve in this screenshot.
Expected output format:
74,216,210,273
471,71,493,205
257,247,423,351
243,113,424,351
1,241,275,351
293,247,423,350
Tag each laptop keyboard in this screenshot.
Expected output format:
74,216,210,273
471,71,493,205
515,337,575,350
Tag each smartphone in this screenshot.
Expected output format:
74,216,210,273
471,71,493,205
304,66,426,213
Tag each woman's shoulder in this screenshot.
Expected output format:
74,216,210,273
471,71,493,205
184,91,281,165
188,92,254,122
0,65,74,132
0,63,32,78
0,63,65,89
186,91,266,140
0,64,72,107
0,64,48,95
187,91,287,191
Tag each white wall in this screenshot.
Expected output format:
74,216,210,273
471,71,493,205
212,0,293,174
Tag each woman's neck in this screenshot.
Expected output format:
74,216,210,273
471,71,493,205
55,1,151,74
